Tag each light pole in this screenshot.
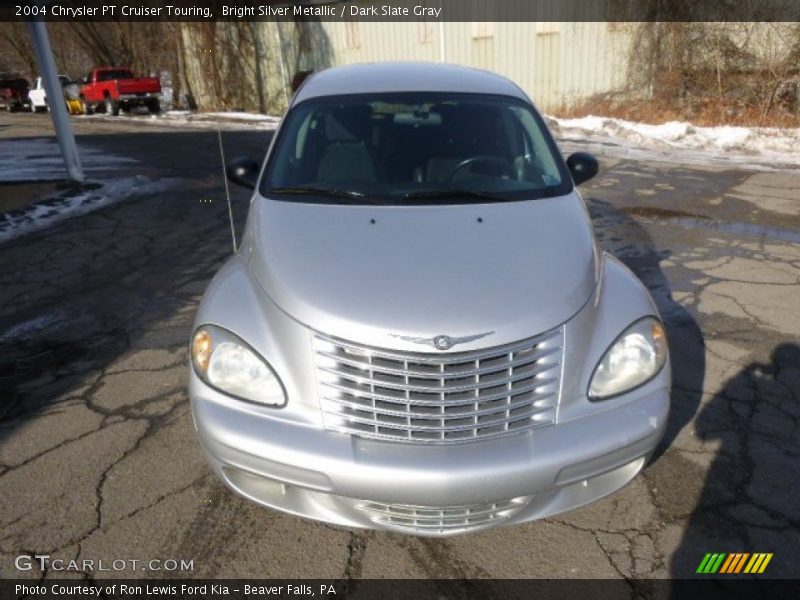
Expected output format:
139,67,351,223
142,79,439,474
27,18,84,182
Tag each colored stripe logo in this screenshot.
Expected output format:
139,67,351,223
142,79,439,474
696,553,773,574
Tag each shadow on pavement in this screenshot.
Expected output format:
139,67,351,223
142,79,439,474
586,196,706,462
671,342,800,582
0,128,272,428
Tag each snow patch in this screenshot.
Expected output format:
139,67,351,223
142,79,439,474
83,110,280,130
550,115,800,171
203,111,280,122
0,176,176,245
0,138,136,182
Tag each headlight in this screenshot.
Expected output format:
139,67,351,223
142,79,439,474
588,317,667,400
191,325,286,407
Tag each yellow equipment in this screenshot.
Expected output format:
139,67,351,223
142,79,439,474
66,98,83,115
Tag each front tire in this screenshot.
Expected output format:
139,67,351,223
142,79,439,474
147,98,160,114
104,97,119,116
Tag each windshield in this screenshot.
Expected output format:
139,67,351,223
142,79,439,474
261,92,571,204
97,69,134,81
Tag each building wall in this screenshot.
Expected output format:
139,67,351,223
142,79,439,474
178,21,794,114
314,21,635,111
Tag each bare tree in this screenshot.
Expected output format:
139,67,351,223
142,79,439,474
0,22,37,77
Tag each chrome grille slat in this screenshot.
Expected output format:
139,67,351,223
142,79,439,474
321,379,551,406
323,392,556,420
326,425,542,445
317,363,557,394
354,497,532,533
323,406,551,433
381,514,498,527
316,346,559,379
314,328,562,444
325,330,561,365
359,502,514,519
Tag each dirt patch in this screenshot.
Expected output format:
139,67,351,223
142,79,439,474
621,206,707,220
0,180,82,214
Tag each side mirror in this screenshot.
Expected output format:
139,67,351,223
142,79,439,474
566,152,599,186
226,157,260,190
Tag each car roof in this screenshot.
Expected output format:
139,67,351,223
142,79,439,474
293,62,530,104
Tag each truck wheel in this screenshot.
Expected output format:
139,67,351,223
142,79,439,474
147,98,161,114
104,98,119,116
81,98,92,115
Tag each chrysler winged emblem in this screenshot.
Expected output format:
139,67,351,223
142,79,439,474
390,331,494,351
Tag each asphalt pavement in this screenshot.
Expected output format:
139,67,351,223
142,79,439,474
1,112,798,582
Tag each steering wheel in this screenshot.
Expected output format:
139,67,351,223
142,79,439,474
445,156,516,182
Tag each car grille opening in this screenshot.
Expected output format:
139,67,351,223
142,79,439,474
353,497,532,533
313,328,562,444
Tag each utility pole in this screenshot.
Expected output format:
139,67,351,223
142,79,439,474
27,19,84,182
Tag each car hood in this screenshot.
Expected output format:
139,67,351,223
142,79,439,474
245,193,598,351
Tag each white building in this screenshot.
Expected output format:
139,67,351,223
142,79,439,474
317,21,634,111
178,20,796,114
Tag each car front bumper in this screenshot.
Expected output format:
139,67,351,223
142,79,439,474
190,372,668,536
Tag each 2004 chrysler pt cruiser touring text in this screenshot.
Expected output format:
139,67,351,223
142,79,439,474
189,63,670,536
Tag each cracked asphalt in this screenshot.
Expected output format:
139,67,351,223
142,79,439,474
1,112,798,581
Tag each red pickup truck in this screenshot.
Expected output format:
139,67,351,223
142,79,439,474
0,77,30,112
80,67,161,116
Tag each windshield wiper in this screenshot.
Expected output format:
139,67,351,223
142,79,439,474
402,189,508,203
269,186,366,198
268,186,392,205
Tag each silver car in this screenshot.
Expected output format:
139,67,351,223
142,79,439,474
189,63,670,536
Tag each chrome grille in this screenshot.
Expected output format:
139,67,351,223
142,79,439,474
313,328,562,444
354,497,531,533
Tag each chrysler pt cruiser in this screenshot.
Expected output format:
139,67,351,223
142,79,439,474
189,63,670,536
